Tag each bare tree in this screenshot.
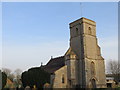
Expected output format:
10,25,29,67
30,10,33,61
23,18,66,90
2,68,16,82
2,68,11,77
14,69,22,79
13,69,22,88
107,60,120,83
9,73,15,82
2,68,23,88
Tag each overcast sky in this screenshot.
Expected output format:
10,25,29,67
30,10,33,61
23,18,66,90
2,2,118,72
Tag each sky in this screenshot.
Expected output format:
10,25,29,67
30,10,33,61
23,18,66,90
2,2,118,72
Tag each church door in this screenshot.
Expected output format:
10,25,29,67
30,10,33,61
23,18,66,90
91,79,96,88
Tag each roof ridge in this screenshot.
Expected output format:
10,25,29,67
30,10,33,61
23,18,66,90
51,56,64,60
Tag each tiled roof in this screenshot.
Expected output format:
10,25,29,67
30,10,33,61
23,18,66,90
42,56,65,74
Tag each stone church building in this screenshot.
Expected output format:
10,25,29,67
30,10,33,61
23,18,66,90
42,17,106,88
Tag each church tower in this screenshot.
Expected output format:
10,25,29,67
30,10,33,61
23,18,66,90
65,17,106,88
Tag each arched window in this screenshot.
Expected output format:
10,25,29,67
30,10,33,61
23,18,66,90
91,62,95,75
88,27,92,35
91,79,96,88
62,75,65,83
76,28,78,36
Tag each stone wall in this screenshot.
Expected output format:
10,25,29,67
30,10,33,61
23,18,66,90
52,65,68,88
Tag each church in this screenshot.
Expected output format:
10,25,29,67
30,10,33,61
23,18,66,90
42,17,107,88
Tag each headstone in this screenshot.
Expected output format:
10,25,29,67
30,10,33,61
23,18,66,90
25,86,30,90
44,83,50,88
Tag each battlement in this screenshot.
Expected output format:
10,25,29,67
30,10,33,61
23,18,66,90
69,17,96,28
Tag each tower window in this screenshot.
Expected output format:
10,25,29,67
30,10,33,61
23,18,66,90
62,75,65,83
88,27,92,35
76,28,79,36
91,62,95,75
91,79,96,88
